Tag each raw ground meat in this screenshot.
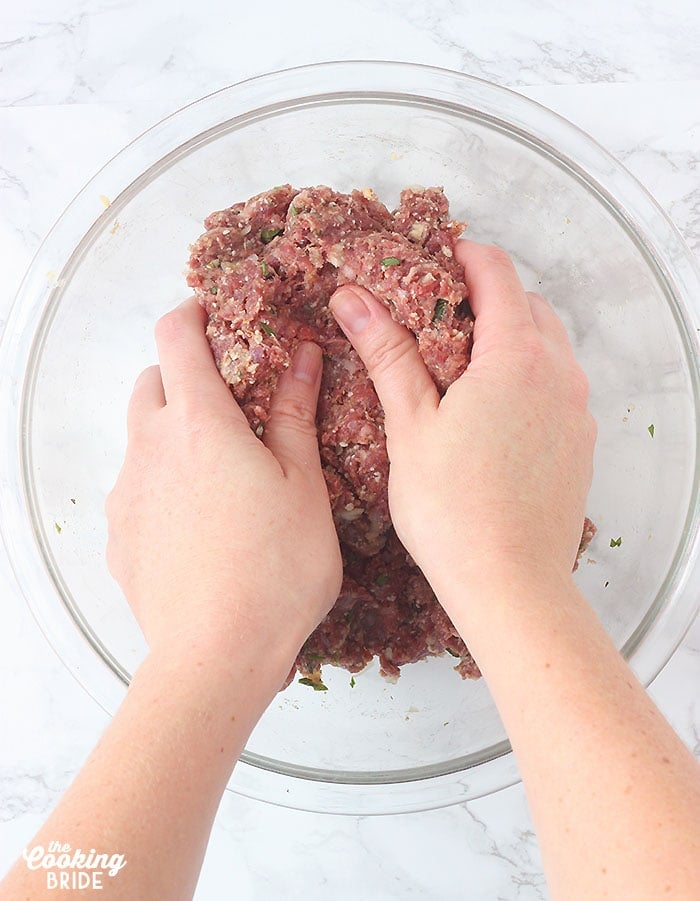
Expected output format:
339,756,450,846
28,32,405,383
187,184,596,687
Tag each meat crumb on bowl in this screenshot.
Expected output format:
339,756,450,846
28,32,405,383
187,184,595,688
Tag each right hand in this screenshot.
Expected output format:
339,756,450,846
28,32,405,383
328,240,596,607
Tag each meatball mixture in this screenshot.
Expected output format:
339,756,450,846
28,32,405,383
187,184,595,686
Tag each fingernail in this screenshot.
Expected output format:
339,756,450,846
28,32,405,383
330,287,371,335
292,341,321,384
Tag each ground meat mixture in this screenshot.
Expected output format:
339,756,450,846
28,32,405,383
187,185,596,686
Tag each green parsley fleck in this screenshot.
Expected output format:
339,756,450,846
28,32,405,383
260,321,277,338
260,260,273,279
432,298,448,322
648,423,655,438
445,647,459,658
380,256,401,268
289,204,298,216
209,285,218,294
298,677,328,692
375,572,390,587
54,521,62,534
261,226,283,244
350,676,356,688
610,536,622,548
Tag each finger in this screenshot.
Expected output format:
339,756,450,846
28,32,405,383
329,285,439,435
454,240,536,343
526,291,573,349
154,297,235,409
127,365,165,435
263,342,325,478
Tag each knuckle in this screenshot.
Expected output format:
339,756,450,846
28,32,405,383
570,366,591,407
270,396,316,432
126,410,146,440
366,331,415,378
104,488,125,529
526,290,545,305
128,370,156,421
480,244,513,269
105,536,117,577
133,368,149,392
104,486,118,519
173,391,201,421
176,386,225,425
154,308,186,342
134,364,159,390
514,331,545,362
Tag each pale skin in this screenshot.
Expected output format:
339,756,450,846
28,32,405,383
1,240,698,899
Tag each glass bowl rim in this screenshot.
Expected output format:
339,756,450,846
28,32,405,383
1,60,699,815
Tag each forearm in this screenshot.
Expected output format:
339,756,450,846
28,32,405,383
443,572,700,900
1,628,296,900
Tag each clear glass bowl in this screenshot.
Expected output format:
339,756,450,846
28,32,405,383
1,62,699,815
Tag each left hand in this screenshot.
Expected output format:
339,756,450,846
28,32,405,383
105,298,342,665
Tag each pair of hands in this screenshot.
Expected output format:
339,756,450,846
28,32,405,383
106,239,596,664
18,241,698,901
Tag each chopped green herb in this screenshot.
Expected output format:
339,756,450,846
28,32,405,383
54,521,62,534
350,676,356,688
648,423,655,438
380,256,401,268
289,204,298,216
443,722,449,726
260,321,277,338
209,285,218,294
610,537,622,548
261,226,283,244
375,572,390,587
298,677,328,691
432,298,448,322
445,647,459,658
260,260,273,279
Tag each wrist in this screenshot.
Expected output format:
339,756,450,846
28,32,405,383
432,557,579,632
135,623,300,724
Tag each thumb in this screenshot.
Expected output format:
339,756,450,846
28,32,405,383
329,285,439,433
263,342,324,477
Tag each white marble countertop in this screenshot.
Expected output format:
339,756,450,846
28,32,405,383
1,2,699,898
